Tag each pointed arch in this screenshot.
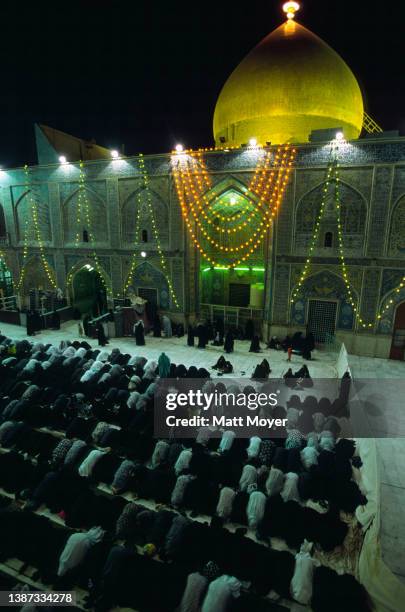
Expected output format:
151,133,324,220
66,258,112,295
15,190,52,242
62,187,108,244
20,254,56,294
120,187,169,246
190,175,265,258
295,179,367,251
388,193,405,257
202,174,253,202
290,269,358,331
127,261,170,310
377,284,405,334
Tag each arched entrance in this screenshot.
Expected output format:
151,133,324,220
390,301,405,360
290,270,356,341
70,264,107,317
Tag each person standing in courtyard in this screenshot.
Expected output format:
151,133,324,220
96,321,108,347
134,319,145,346
224,330,234,354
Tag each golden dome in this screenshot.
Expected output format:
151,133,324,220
213,20,364,146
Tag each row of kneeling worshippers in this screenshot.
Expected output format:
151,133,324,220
0,333,370,611
0,490,371,612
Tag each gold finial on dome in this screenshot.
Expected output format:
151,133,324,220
282,1,300,20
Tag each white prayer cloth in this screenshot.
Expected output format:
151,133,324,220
290,541,315,604
265,467,285,496
174,449,193,476
219,430,235,453
301,446,319,469
246,490,266,529
239,465,258,492
202,575,241,612
216,487,236,519
179,572,209,612
57,527,105,576
171,474,195,508
78,449,106,477
151,440,170,467
281,472,300,503
246,436,261,459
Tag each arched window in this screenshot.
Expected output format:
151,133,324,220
324,232,333,247
83,229,89,243
141,229,148,243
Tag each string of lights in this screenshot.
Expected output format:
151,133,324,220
78,162,113,298
376,276,405,323
123,199,142,294
176,163,264,252
333,166,368,327
290,146,405,330
174,145,288,237
192,145,277,213
174,167,289,268
16,166,57,290
334,169,405,329
188,148,276,230
290,160,335,303
15,218,30,290
137,154,180,308
173,146,295,267
189,146,294,234
75,166,85,247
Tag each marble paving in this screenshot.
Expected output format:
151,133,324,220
348,355,405,586
0,320,339,380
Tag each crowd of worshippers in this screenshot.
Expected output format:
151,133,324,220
0,333,371,611
187,319,315,361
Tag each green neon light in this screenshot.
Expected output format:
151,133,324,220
202,266,265,273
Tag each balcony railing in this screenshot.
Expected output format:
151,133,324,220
200,303,263,332
0,294,20,311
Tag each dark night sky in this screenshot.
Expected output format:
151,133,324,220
1,0,404,167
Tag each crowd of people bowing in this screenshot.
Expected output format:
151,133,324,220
0,332,371,612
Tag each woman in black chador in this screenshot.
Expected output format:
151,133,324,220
96,322,108,347
153,314,161,338
187,325,195,347
26,311,35,336
223,330,234,354
245,318,254,341
50,310,60,330
213,318,224,345
197,322,208,349
134,320,145,346
249,335,261,353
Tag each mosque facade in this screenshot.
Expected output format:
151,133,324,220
0,11,404,360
